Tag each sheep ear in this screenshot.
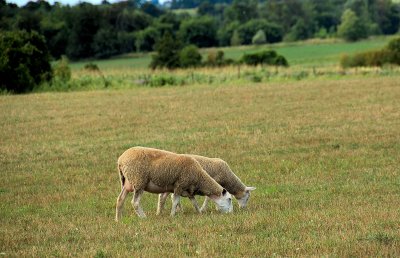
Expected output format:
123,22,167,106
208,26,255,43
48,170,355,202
245,186,256,191
222,189,227,195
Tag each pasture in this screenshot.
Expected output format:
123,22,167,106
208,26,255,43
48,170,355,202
69,36,391,70
1,74,400,256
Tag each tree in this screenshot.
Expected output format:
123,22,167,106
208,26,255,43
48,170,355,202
237,19,283,45
135,26,161,52
230,29,242,46
252,29,266,45
338,9,369,41
284,18,312,42
150,32,182,69
178,16,217,48
224,0,258,23
92,28,120,58
66,3,101,59
179,45,202,68
241,50,288,67
0,30,52,93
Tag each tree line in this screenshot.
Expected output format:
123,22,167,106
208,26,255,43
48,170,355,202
0,0,399,61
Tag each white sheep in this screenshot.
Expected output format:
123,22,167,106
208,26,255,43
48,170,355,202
115,147,233,220
157,154,256,215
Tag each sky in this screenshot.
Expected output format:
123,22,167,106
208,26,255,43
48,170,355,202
6,0,167,7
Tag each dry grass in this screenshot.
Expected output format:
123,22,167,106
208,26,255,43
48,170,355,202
1,76,400,256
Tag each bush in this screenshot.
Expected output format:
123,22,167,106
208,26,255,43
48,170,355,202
179,45,202,68
205,50,234,67
340,50,392,68
387,37,400,65
241,50,289,67
150,32,181,70
53,56,71,82
84,63,100,71
252,30,266,45
340,37,400,68
0,30,52,93
337,9,369,41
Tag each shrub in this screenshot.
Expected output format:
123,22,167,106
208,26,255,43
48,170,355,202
150,32,182,70
252,30,266,45
340,50,392,68
337,9,369,41
84,63,100,71
0,30,52,93
387,37,400,65
179,45,202,68
205,50,234,67
241,50,289,67
230,29,242,46
53,56,71,82
340,37,400,68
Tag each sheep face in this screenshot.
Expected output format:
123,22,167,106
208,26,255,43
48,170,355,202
236,186,256,208
212,189,233,213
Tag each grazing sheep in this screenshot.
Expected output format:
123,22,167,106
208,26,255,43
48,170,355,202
157,154,256,215
115,147,233,220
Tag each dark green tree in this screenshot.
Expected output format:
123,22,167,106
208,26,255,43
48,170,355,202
338,9,369,41
92,28,120,58
237,19,283,45
0,30,52,93
179,45,202,68
150,32,182,69
66,3,101,59
178,16,217,48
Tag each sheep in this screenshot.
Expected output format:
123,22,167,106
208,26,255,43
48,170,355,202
115,146,233,220
157,154,256,215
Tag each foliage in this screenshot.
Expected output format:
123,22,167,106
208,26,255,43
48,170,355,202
0,30,52,93
178,16,217,48
150,32,182,69
387,37,400,65
238,19,283,45
92,28,120,59
135,26,161,52
230,29,242,46
204,50,235,67
340,36,400,68
252,29,266,45
284,18,313,42
179,45,202,68
84,63,100,71
1,0,400,61
337,9,369,41
241,50,288,67
53,56,71,82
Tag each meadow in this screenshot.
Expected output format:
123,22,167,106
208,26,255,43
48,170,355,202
69,36,391,70
1,75,400,256
1,37,400,256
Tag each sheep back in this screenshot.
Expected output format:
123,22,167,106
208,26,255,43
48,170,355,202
188,154,246,196
118,147,223,197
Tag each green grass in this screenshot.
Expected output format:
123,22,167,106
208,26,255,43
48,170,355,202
69,36,393,71
1,76,400,256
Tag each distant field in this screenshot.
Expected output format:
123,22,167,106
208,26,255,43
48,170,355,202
70,36,392,71
1,76,399,256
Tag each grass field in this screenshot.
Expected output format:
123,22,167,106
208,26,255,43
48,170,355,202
1,75,399,256
69,36,392,71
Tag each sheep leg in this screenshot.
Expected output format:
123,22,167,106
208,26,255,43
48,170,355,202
170,194,181,216
115,187,129,222
200,196,210,212
170,194,184,213
156,193,169,215
189,196,201,213
132,189,146,218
